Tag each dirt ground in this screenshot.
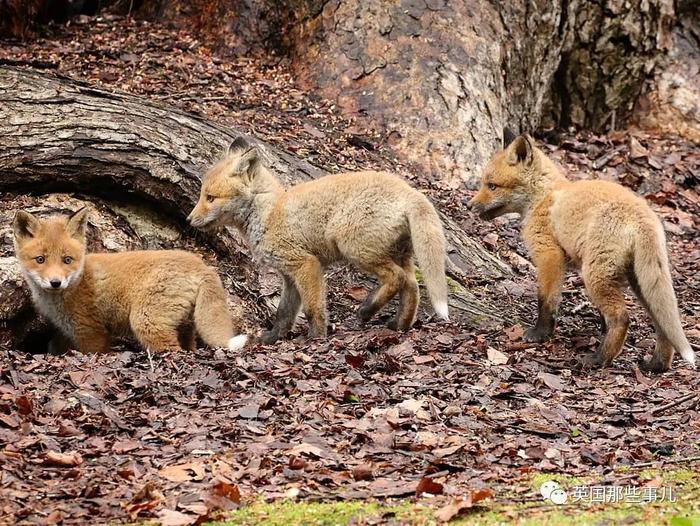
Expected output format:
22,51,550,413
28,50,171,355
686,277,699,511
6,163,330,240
1,16,698,525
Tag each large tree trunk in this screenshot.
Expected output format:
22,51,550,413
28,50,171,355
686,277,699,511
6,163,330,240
285,0,675,184
0,65,511,350
123,0,677,185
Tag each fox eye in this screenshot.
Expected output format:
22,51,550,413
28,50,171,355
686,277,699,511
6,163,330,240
63,256,73,265
206,194,216,203
487,183,498,191
35,256,45,264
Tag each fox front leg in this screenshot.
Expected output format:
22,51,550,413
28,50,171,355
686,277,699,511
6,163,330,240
261,275,301,344
523,246,565,343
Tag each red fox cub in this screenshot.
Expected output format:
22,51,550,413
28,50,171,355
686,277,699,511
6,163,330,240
188,136,449,343
13,208,248,354
469,131,695,372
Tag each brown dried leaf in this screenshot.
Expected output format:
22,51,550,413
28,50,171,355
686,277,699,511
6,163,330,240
43,450,83,467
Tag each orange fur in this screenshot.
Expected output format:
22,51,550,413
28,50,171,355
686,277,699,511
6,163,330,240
187,137,449,342
470,133,695,372
13,208,247,354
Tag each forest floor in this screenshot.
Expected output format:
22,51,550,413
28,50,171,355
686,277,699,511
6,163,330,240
1,15,699,526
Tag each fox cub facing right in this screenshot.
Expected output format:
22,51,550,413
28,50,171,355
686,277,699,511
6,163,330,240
470,132,695,372
188,137,449,343
13,208,247,354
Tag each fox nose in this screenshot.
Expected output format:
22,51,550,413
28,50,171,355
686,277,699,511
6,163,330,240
50,279,62,289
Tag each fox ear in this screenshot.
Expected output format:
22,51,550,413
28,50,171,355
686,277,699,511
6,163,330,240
503,127,518,148
13,211,40,241
237,147,261,181
66,207,89,239
227,136,251,156
506,134,534,165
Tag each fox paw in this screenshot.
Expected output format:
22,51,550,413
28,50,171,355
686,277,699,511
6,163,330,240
523,326,552,343
579,352,606,369
357,306,374,324
260,330,279,345
639,356,670,374
387,319,411,332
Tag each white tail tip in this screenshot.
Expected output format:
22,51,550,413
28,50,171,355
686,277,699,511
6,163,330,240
227,334,248,351
434,302,449,321
679,347,696,368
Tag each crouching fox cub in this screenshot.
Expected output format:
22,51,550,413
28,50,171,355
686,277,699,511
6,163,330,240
13,208,248,354
469,132,695,372
188,137,449,343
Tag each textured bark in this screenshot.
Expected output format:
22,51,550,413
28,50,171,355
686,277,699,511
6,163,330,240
280,0,674,183
0,65,510,348
632,0,700,143
544,0,675,131
286,0,567,186
6,2,683,184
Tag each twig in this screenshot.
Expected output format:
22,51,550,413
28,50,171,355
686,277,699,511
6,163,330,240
630,455,700,469
146,348,155,372
623,392,698,414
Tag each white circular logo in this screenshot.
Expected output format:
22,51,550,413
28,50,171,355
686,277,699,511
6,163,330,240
550,488,568,505
540,480,568,505
540,480,560,499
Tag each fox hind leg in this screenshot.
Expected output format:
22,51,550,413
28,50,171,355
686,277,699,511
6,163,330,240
130,313,184,353
629,274,674,373
356,260,405,325
581,263,629,368
388,256,419,331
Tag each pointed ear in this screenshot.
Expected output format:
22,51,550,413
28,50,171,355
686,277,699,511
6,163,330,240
13,211,40,241
66,207,89,239
227,136,251,156
503,127,518,148
506,134,534,165
237,147,261,181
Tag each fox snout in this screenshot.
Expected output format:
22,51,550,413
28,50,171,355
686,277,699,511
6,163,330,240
467,191,499,220
28,271,71,291
187,208,210,229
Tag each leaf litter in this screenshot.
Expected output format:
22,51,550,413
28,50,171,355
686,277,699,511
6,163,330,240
1,13,699,526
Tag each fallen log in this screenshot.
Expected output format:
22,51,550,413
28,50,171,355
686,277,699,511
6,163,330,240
0,65,513,350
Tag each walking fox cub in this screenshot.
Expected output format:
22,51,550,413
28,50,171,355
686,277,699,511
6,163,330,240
469,131,695,372
188,137,449,343
13,208,247,354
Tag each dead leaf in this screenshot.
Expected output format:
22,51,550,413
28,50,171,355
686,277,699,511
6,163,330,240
416,477,444,496
347,285,368,301
435,496,472,522
238,403,260,419
159,462,206,482
504,325,524,342
434,489,493,521
352,464,374,481
212,481,241,504
157,509,197,526
629,136,648,159
414,355,435,365
537,371,565,391
43,450,83,467
486,347,509,365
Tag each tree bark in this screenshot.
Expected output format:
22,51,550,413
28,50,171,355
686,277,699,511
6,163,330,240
284,0,675,184
0,65,511,349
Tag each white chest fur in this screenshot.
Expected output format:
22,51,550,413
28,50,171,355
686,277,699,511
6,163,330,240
28,283,75,340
